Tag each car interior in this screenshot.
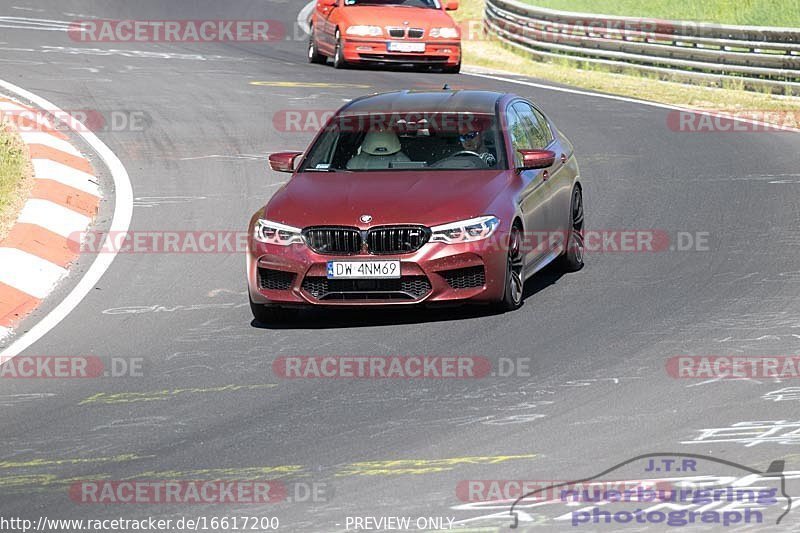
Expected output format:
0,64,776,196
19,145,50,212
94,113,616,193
306,116,502,171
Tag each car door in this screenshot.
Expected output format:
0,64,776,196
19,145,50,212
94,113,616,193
531,104,575,242
512,101,569,258
314,0,339,56
506,104,551,271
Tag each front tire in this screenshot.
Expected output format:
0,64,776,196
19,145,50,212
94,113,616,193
250,296,298,324
496,225,525,312
308,29,326,64
442,61,461,74
558,186,585,272
333,30,348,69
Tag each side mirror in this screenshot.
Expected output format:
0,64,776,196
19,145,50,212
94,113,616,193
517,149,555,171
445,0,459,10
269,151,302,173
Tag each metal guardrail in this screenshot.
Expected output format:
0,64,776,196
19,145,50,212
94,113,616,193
484,0,800,94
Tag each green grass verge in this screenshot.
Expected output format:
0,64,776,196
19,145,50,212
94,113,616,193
451,0,800,119
518,0,800,27
0,123,32,241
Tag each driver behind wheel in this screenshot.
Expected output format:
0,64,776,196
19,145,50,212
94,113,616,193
458,125,497,167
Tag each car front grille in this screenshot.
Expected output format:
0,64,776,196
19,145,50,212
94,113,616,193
386,28,424,39
302,276,432,301
258,268,296,291
304,227,362,255
440,266,486,289
303,226,429,255
367,227,430,254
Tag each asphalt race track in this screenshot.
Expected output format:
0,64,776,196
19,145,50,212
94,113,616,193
1,0,800,531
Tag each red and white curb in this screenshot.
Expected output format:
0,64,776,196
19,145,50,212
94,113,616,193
0,94,101,341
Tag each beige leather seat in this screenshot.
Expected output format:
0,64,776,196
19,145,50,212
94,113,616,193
346,131,411,170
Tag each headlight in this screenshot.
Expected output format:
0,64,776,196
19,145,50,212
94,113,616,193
346,25,383,37
430,216,499,244
253,219,304,246
430,27,459,39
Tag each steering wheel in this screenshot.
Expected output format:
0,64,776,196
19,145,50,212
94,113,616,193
450,150,484,159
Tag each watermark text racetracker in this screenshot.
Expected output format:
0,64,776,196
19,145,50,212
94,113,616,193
1,108,150,133
0,516,281,533
667,355,800,379
454,453,792,529
70,230,711,254
272,356,535,379
69,479,330,504
668,110,800,132
68,20,286,42
0,356,144,379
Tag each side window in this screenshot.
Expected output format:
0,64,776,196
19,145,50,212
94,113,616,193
512,102,550,149
532,107,554,145
505,107,532,168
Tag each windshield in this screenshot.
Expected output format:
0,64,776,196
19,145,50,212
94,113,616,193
344,0,441,7
299,112,506,172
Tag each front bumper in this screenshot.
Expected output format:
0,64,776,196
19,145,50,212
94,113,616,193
247,238,506,307
341,37,461,66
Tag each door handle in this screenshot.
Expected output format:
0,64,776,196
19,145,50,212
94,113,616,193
560,153,567,165
542,170,549,181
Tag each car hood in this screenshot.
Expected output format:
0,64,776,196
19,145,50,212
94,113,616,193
340,6,457,30
265,170,512,229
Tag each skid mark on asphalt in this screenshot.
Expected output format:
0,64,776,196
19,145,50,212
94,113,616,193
125,465,305,480
0,453,151,470
133,195,207,208
178,154,269,161
0,392,56,406
0,474,109,491
78,384,277,405
38,46,250,62
0,454,150,492
102,302,248,315
335,455,538,477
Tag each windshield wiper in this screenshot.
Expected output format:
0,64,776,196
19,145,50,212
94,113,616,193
303,168,351,173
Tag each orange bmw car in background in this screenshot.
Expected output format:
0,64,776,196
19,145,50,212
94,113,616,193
308,0,462,72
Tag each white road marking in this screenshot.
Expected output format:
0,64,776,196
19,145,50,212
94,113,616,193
0,248,68,299
463,71,800,134
0,79,133,359
19,131,81,155
0,16,72,31
297,1,314,35
0,102,27,112
178,154,268,161
31,159,100,196
16,199,91,238
40,46,245,62
0,16,72,25
0,326,10,340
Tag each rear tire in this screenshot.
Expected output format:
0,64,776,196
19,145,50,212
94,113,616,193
250,296,298,324
557,186,585,272
496,225,525,312
333,30,348,69
308,29,326,64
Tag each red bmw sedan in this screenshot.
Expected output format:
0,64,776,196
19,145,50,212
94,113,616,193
248,90,583,323
308,0,462,72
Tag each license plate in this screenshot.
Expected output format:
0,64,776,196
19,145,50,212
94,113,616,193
388,41,426,53
327,260,400,279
